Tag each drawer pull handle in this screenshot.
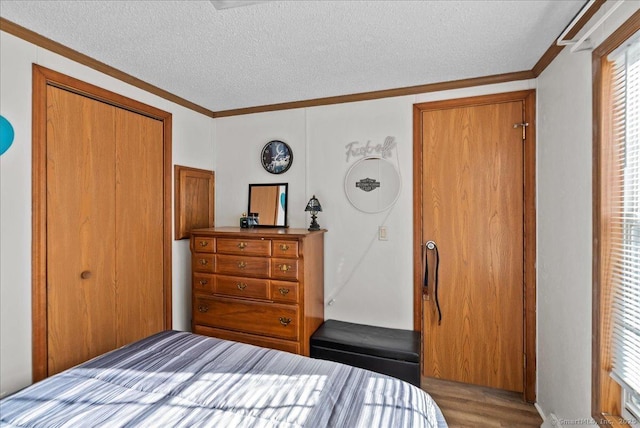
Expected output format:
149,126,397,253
199,241,209,247
198,305,209,313
279,317,292,326
278,264,291,272
237,282,247,290
80,271,92,279
199,279,208,285
237,242,247,249
237,261,247,269
278,287,290,296
279,244,289,251
199,259,208,266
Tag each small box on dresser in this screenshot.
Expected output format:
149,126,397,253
190,227,325,356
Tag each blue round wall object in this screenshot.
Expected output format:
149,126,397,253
0,115,15,156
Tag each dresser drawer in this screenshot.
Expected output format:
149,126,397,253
193,273,215,293
217,238,271,256
194,296,299,340
270,280,299,303
271,258,299,281
216,255,270,277
192,237,215,253
272,240,299,258
215,275,269,300
193,325,300,354
192,253,215,273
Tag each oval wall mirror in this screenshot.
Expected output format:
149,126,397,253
344,157,401,213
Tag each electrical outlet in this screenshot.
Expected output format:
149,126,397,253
378,226,388,241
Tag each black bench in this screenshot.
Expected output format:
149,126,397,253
310,319,421,387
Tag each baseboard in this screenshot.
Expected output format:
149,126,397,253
536,403,559,428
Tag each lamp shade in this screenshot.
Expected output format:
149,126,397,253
305,195,322,212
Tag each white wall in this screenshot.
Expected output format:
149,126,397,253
536,2,640,426
0,31,214,397
214,79,535,330
6,2,632,415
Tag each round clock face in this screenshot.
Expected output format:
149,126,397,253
261,140,293,174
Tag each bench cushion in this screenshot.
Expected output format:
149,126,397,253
310,319,421,386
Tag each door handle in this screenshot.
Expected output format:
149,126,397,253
424,240,442,325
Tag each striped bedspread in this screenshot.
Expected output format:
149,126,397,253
0,331,447,427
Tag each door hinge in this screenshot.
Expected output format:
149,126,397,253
513,122,529,140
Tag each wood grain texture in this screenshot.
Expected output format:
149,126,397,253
214,275,270,300
414,90,537,401
190,228,324,356
174,165,215,240
270,280,299,303
194,295,299,340
300,231,326,356
272,240,299,258
523,91,537,403
46,86,117,376
114,108,165,348
31,65,49,382
270,258,299,281
421,100,524,392
216,238,271,256
32,65,173,380
192,254,216,274
216,255,271,278
422,377,542,427
193,325,300,354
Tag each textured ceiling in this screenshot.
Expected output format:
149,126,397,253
0,0,586,113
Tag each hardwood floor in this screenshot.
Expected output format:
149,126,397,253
422,377,543,427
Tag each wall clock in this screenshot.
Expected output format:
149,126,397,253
261,140,293,174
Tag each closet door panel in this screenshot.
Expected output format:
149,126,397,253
46,87,117,375
114,109,165,347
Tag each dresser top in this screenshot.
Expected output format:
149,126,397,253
191,227,326,238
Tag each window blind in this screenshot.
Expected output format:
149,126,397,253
609,34,640,399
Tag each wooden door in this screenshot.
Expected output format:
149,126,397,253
46,87,118,375
419,97,525,392
114,109,165,347
37,67,171,378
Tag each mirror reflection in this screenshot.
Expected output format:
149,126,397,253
248,183,288,227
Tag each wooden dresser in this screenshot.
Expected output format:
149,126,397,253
190,227,325,356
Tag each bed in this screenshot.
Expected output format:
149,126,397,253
0,331,447,427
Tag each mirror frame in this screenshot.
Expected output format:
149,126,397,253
247,183,289,228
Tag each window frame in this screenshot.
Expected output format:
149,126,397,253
593,10,640,427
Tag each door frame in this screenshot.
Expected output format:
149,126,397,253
412,90,537,402
32,65,173,381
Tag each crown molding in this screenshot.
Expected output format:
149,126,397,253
1,2,600,118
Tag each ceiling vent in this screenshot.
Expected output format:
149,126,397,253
209,1,270,10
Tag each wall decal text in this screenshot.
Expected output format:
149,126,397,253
345,136,396,163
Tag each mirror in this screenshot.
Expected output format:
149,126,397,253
344,157,401,213
248,183,288,227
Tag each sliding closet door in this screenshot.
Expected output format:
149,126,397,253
35,65,172,380
46,86,117,375
115,109,165,347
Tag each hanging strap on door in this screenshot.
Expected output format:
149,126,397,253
424,241,442,325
